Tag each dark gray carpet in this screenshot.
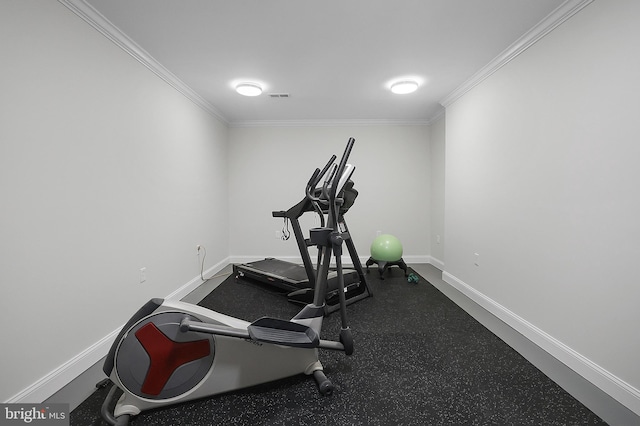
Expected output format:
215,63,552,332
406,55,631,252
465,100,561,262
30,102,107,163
71,268,606,425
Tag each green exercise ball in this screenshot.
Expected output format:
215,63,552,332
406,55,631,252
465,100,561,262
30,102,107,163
370,234,403,262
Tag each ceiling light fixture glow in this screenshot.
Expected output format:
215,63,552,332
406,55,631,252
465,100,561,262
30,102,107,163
236,82,263,96
390,80,419,94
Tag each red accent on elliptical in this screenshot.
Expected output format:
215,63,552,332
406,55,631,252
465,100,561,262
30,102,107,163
135,322,211,396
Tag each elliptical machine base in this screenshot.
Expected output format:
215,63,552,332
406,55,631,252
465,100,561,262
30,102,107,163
103,299,326,419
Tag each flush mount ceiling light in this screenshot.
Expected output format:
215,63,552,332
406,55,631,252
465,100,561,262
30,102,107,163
236,82,262,96
390,80,419,94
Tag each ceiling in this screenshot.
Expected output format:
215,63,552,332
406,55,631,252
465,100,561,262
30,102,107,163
79,0,565,125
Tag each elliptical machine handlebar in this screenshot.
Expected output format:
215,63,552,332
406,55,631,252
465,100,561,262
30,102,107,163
329,138,355,204
306,137,355,207
305,155,337,228
323,138,355,223
305,139,355,227
306,154,336,201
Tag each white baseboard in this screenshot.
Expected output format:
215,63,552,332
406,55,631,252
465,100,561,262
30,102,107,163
402,255,431,264
426,255,445,270
165,257,230,301
6,326,119,405
8,260,229,405
442,271,640,417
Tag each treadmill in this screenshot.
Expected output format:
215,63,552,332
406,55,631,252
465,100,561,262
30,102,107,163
233,159,372,314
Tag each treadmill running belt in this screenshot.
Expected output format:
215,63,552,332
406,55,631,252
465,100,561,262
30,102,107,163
242,258,309,284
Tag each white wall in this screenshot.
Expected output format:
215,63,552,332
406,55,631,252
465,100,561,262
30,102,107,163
0,1,229,402
443,0,640,415
228,125,430,264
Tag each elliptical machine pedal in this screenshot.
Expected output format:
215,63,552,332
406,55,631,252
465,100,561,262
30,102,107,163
247,317,319,348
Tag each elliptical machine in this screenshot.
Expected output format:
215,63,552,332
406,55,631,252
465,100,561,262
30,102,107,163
233,140,371,314
100,138,360,425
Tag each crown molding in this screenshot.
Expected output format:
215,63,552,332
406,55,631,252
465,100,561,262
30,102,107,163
58,0,580,128
440,0,594,108
58,0,228,124
428,107,446,124
56,0,441,128
229,118,432,128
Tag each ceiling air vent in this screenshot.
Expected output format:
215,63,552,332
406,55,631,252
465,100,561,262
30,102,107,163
268,93,290,98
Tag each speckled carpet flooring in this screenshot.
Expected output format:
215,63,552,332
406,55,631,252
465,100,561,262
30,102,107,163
71,268,606,425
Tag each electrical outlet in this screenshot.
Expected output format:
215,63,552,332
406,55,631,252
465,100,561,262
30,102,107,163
474,253,480,266
275,230,281,240
436,235,441,244
140,267,147,283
